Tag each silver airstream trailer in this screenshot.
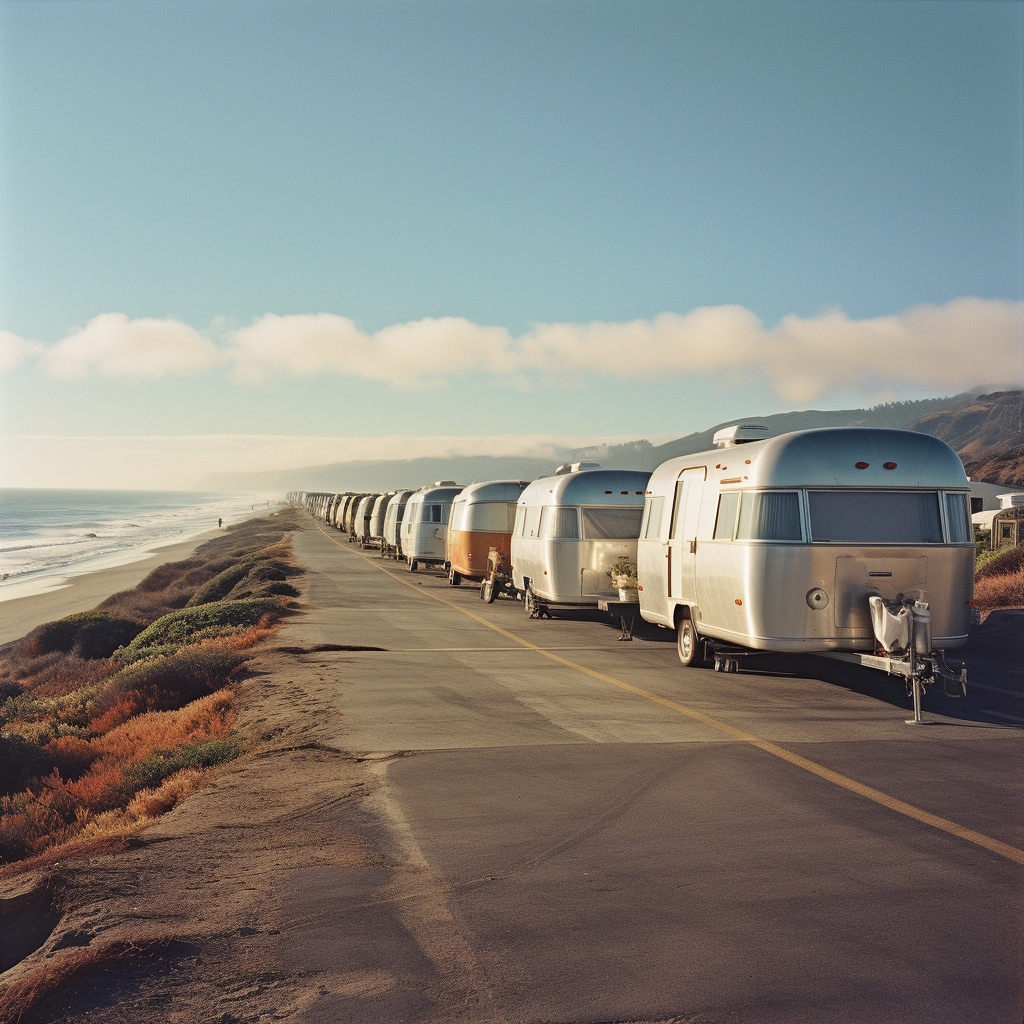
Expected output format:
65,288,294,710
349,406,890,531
353,494,379,546
344,494,370,539
402,483,463,572
445,479,531,586
382,489,415,559
637,425,972,708
367,492,393,549
511,464,651,615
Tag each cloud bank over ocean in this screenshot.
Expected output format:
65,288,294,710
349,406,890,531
5,298,1021,404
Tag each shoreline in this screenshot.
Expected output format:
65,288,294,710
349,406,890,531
0,514,272,647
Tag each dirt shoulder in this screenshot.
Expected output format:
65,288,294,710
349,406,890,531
0,632,395,1024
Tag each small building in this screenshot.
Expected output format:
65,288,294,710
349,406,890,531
973,505,1024,550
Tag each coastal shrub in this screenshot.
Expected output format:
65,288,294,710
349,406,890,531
41,735,99,780
115,598,279,660
975,543,1024,581
974,569,1024,614
19,656,118,701
88,646,247,725
0,734,48,797
21,612,145,660
90,690,236,770
122,738,242,791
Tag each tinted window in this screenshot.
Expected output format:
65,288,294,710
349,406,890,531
808,491,942,544
581,506,643,540
736,492,802,541
469,502,518,533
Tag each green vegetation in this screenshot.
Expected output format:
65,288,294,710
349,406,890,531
122,738,243,791
0,509,303,867
115,598,281,662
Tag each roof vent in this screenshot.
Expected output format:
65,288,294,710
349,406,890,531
554,461,602,475
433,480,457,487
713,424,770,449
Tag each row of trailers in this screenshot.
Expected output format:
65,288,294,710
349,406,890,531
290,425,975,721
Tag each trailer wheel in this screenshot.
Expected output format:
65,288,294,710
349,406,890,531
482,579,497,604
448,568,462,586
408,558,417,572
676,619,704,667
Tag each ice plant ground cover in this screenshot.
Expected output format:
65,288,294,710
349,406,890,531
0,511,302,868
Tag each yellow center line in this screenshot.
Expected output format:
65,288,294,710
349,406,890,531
316,523,1024,867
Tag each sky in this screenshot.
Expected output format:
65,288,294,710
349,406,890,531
1,0,1022,489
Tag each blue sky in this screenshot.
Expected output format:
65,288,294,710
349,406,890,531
1,0,1022,488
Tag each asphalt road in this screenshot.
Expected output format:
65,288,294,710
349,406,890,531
282,519,1024,1024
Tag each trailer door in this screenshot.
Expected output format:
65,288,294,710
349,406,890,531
668,467,706,603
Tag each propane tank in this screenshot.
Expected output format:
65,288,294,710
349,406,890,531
912,601,932,655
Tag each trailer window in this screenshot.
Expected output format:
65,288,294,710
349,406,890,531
421,503,444,524
470,501,518,533
514,505,527,536
581,506,643,540
736,492,802,541
449,502,467,532
642,496,665,539
538,506,580,539
943,492,972,544
808,491,943,544
713,492,740,539
524,505,542,538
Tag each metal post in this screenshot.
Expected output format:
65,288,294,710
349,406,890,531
905,677,927,725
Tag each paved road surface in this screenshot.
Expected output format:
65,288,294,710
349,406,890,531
280,519,1024,1024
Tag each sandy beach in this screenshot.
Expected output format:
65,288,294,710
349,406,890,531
0,529,226,647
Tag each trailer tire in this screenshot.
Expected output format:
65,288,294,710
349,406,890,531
482,579,497,604
408,558,417,572
448,568,462,586
676,618,704,667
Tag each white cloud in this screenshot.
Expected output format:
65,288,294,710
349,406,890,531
226,313,517,387
40,313,221,381
4,298,1021,400
0,330,41,372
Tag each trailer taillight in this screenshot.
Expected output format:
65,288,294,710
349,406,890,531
855,462,869,469
884,462,897,470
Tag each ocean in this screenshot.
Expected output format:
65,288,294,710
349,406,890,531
0,488,276,602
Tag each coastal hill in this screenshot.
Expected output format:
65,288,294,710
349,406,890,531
908,391,1024,487
195,389,1023,492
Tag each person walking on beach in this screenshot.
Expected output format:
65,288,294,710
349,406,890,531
218,518,223,528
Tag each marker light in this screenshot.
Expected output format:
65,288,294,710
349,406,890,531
884,462,898,470
855,462,869,469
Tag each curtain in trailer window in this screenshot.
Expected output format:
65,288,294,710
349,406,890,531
581,506,643,540
539,506,580,539
808,491,942,544
470,502,518,533
943,493,972,543
736,492,802,541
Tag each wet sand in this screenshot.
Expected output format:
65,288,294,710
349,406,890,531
0,530,223,647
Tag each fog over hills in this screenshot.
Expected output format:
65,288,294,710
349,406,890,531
195,390,1024,493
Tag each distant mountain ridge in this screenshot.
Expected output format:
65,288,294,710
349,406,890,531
911,391,1024,487
194,389,1023,492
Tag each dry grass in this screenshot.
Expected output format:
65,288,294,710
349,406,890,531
0,512,302,870
0,937,175,1024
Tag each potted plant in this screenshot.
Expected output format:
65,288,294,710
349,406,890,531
608,556,638,600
